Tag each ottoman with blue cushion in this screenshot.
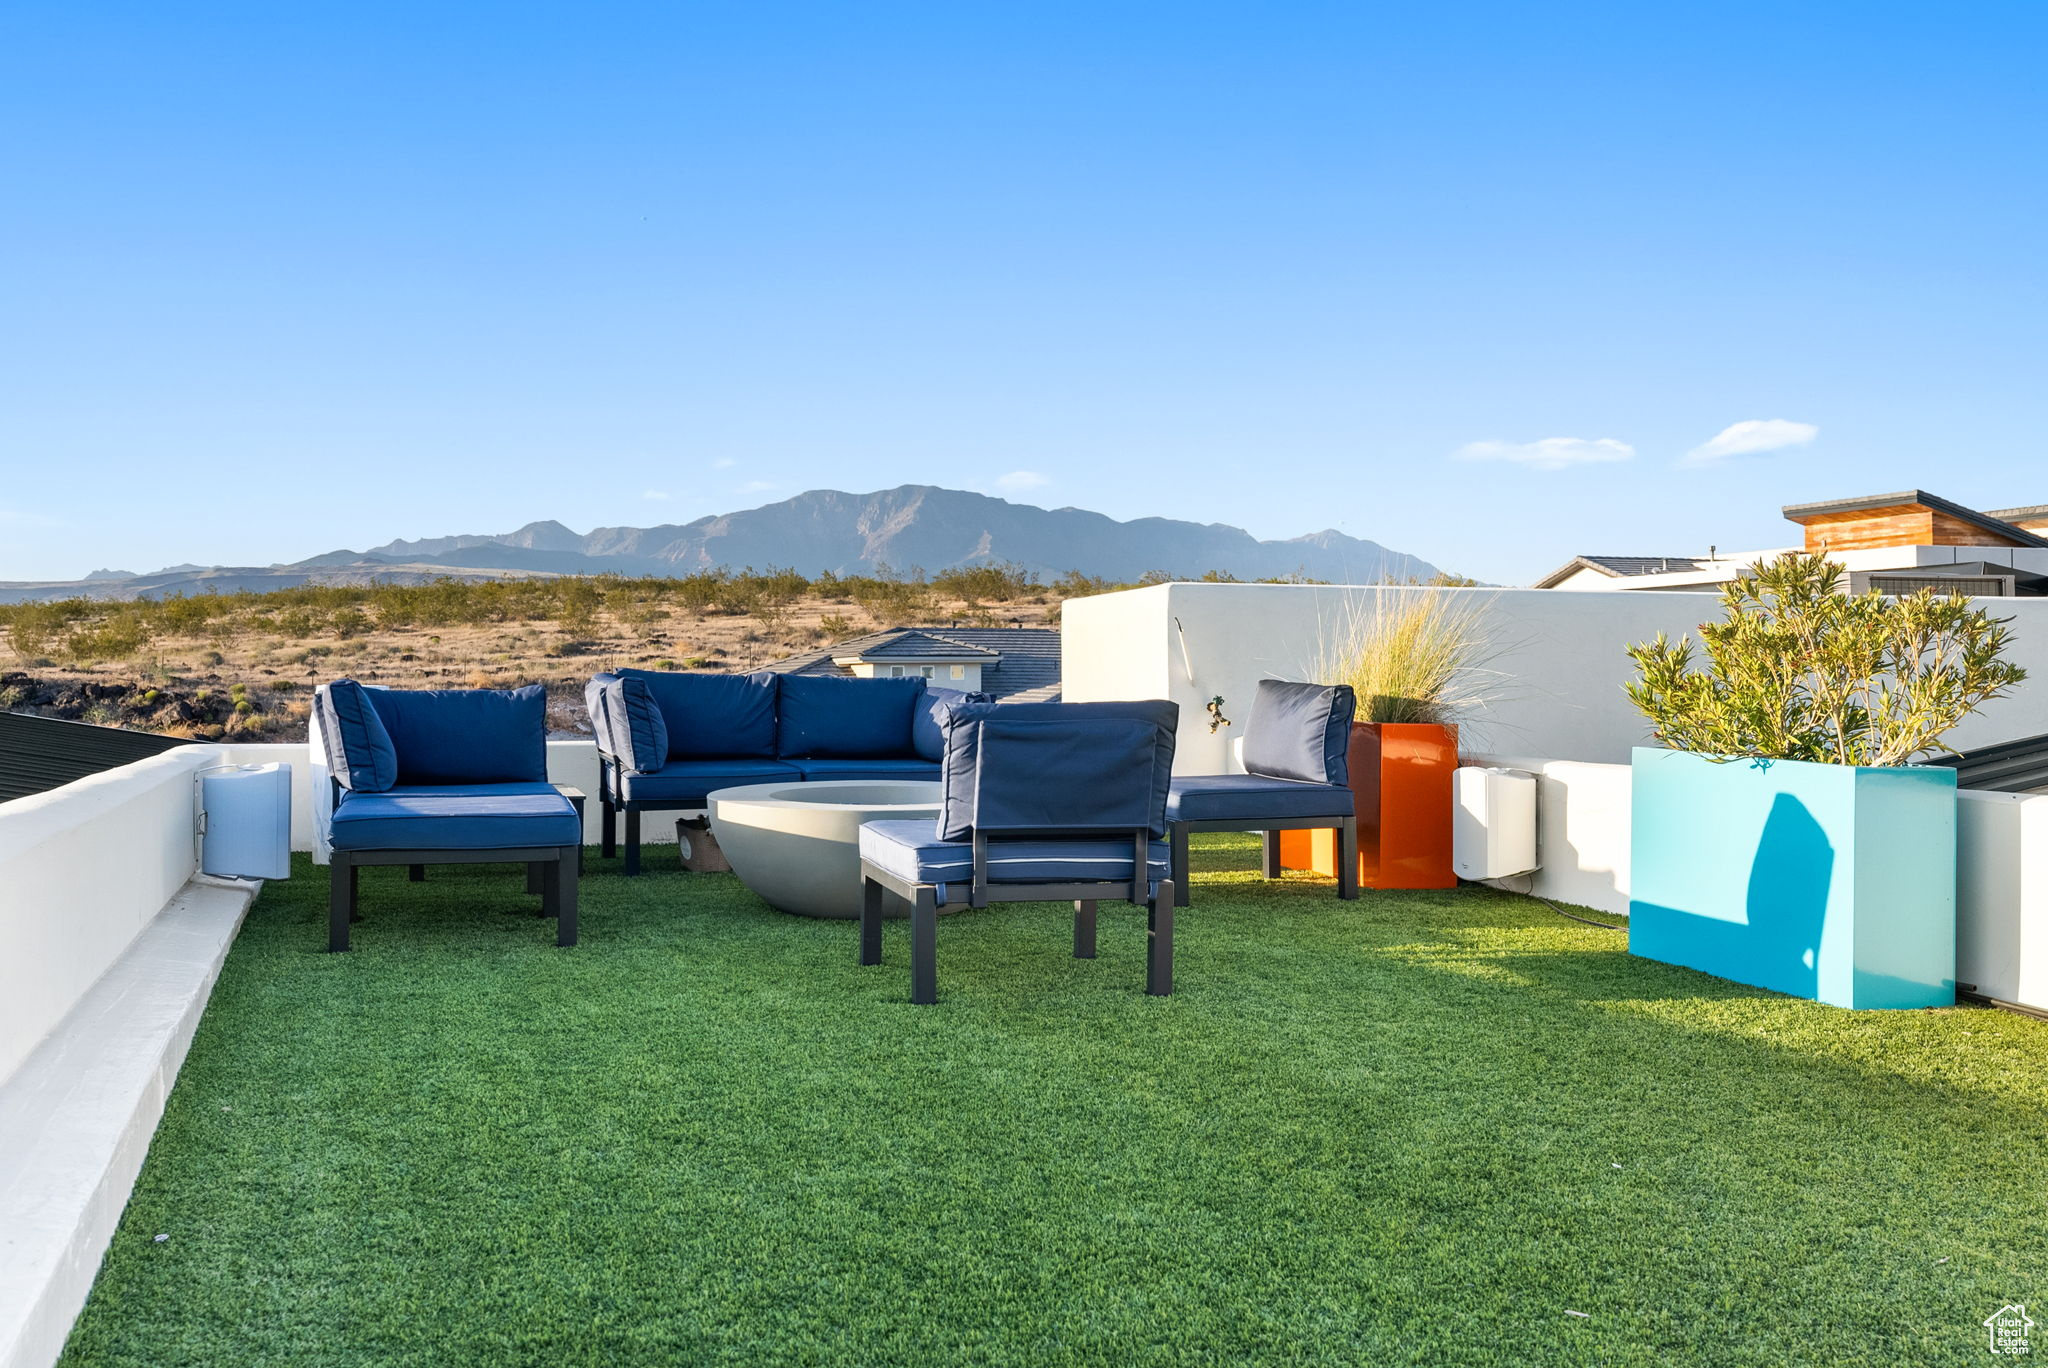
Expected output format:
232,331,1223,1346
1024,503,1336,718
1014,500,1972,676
317,680,582,950
1165,679,1359,906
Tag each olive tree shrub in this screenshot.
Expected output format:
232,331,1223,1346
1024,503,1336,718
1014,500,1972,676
1625,552,2027,767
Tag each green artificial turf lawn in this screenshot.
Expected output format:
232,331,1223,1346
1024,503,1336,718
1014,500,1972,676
60,837,2048,1367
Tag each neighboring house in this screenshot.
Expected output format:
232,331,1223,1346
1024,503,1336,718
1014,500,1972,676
767,627,1062,701
0,711,195,804
1536,489,2048,596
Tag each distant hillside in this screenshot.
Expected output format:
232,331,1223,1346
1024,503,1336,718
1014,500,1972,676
1,485,1444,603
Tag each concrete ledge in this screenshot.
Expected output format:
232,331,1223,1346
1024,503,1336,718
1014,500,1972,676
0,877,257,1368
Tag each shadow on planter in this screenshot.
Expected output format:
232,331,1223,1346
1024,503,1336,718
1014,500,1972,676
1628,747,1956,1010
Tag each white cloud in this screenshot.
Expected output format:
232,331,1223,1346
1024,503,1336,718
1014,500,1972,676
1453,437,1635,471
1682,419,1819,467
641,489,671,501
712,457,737,470
735,480,778,494
994,470,1051,494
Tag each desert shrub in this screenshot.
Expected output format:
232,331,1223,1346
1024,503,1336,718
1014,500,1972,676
933,562,1037,603
200,649,226,666
1052,570,1116,600
818,613,856,641
63,613,151,663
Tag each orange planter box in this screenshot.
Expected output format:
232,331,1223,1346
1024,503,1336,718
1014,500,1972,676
1278,722,1459,890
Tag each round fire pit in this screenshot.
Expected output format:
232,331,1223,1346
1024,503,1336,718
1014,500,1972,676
707,780,943,919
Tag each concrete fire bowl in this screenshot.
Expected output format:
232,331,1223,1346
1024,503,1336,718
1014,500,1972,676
708,780,944,919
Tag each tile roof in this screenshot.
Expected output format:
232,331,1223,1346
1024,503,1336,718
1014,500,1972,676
0,711,195,804
1532,555,1707,588
766,627,1061,702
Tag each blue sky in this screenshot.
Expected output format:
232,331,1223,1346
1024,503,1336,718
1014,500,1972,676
2,2,2043,584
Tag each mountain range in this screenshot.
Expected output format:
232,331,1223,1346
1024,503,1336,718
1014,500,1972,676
0,485,1443,603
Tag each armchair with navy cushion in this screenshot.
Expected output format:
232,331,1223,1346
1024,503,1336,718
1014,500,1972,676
857,699,1179,1005
1165,679,1359,906
586,669,989,874
316,680,582,951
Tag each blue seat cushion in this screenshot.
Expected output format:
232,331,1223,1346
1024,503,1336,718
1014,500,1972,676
1242,680,1357,786
859,819,1168,894
784,757,941,782
617,669,779,759
777,674,927,758
913,686,991,761
618,758,803,804
328,783,581,852
1166,774,1357,824
318,679,398,792
367,685,549,785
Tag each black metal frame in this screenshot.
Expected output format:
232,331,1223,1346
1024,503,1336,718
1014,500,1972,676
324,778,584,951
858,827,1174,1005
329,846,579,951
1167,813,1358,907
596,752,702,876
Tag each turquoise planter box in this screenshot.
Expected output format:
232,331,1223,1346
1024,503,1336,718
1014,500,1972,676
1629,747,1956,1009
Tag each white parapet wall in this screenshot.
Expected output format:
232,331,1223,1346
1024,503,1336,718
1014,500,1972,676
0,747,214,1088
1061,582,2048,771
1957,790,2048,1011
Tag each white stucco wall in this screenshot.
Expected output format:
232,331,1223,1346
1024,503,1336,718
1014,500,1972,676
0,749,211,1089
1470,755,1633,916
1061,582,2048,770
1956,790,2048,1010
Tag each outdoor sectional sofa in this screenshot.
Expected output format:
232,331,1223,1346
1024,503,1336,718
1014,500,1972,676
586,668,990,873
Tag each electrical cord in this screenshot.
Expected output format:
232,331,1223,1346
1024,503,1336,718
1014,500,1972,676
1481,872,1624,931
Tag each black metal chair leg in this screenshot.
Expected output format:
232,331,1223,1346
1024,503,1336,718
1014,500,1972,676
860,877,884,966
1337,817,1359,900
910,887,938,1005
1074,900,1097,958
526,861,544,896
624,810,642,876
408,864,425,882
1169,825,1191,907
1261,831,1284,878
555,849,578,947
1147,881,1174,995
328,858,355,952
600,796,617,858
540,859,559,916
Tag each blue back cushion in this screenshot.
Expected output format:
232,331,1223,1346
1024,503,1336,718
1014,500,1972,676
368,685,550,785
777,674,927,757
1242,680,1357,785
586,673,669,773
617,668,779,759
912,686,992,761
937,700,1178,841
317,679,398,792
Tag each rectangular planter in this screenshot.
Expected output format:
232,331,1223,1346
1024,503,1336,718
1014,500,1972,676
1278,722,1458,890
1629,746,1957,1009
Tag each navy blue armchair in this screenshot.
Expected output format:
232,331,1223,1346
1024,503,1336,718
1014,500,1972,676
1165,680,1359,906
317,680,583,951
856,699,1179,1005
